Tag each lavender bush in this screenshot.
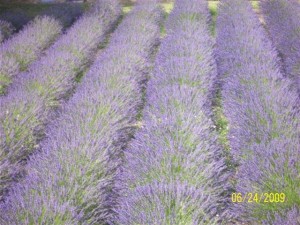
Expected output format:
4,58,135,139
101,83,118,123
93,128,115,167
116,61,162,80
0,20,14,43
261,0,300,91
0,2,162,224
0,0,121,200
0,16,62,94
115,0,229,224
216,0,300,223
264,207,300,225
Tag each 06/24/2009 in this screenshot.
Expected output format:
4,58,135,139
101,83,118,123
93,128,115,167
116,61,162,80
231,192,286,203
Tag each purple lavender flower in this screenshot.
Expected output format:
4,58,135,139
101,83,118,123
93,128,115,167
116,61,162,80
117,181,219,225
216,0,300,223
261,0,300,90
0,0,121,201
114,0,230,224
0,16,62,94
0,1,162,224
264,207,300,225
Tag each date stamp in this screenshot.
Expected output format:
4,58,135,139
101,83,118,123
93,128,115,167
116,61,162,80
231,192,286,203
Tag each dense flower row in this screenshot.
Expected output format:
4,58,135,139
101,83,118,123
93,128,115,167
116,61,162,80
0,0,121,200
0,20,14,43
261,0,300,90
216,0,300,223
115,0,229,224
0,16,62,94
0,1,162,224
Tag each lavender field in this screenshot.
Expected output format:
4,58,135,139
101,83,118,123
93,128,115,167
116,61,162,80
0,0,299,224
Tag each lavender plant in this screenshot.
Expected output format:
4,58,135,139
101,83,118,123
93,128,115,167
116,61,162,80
0,0,121,201
264,207,300,225
216,0,300,223
0,20,14,43
115,0,230,224
261,0,300,90
0,16,62,95
0,2,162,224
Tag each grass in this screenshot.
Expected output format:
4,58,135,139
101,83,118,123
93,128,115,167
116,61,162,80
160,3,172,37
208,1,218,35
161,2,174,14
252,1,260,11
122,6,132,14
212,90,235,170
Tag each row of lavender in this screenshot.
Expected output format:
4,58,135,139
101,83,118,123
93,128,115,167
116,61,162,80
0,20,14,43
0,1,162,224
261,1,300,222
114,0,229,224
0,0,121,200
0,16,62,94
262,0,300,92
216,0,300,223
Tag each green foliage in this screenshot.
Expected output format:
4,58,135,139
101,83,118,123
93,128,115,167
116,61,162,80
208,1,218,36
212,90,232,167
0,74,11,95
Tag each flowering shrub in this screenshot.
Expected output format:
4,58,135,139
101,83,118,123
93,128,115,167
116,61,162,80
216,0,300,223
0,16,62,94
0,1,162,224
114,0,229,224
0,0,121,201
264,207,300,225
261,0,300,91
